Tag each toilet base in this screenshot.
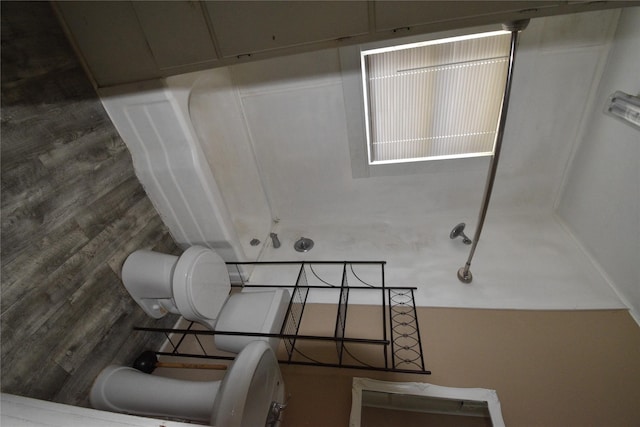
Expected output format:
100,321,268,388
90,366,218,423
90,341,285,427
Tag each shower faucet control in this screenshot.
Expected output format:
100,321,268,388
450,223,472,245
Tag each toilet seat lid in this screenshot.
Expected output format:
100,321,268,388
172,246,230,322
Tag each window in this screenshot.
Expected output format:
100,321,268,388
361,31,511,165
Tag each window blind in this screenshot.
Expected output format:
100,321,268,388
362,32,511,164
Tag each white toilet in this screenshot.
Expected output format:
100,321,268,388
90,340,286,426
121,245,290,354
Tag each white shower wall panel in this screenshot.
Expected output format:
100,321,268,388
166,69,273,259
496,46,612,210
235,50,490,222
253,212,626,309
98,83,249,263
557,7,640,321
231,10,621,224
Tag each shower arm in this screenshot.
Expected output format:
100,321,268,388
458,20,529,284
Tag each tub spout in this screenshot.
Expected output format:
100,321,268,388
269,233,281,249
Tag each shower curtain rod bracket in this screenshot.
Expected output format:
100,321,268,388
457,266,473,284
502,19,530,32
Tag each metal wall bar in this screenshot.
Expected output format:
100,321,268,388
232,284,417,290
227,261,386,265
457,20,529,283
388,289,423,371
153,350,430,375
387,289,396,370
133,327,389,345
381,263,388,369
334,263,350,366
410,289,426,371
284,265,309,362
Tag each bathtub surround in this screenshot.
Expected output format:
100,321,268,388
101,9,637,316
1,2,179,404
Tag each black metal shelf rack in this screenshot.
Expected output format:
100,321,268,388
134,261,430,375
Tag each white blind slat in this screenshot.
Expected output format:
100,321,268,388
363,32,511,164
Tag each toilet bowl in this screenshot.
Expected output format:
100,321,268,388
90,340,286,426
121,246,289,353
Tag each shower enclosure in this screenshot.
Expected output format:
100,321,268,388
97,9,629,312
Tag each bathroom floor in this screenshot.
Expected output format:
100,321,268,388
149,307,640,426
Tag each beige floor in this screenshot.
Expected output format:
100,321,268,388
155,307,640,427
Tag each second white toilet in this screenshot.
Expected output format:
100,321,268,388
121,245,290,353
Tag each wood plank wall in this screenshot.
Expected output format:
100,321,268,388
1,2,180,406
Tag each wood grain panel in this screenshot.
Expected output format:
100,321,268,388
74,176,147,239
1,219,89,310
1,2,180,405
1,145,134,264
